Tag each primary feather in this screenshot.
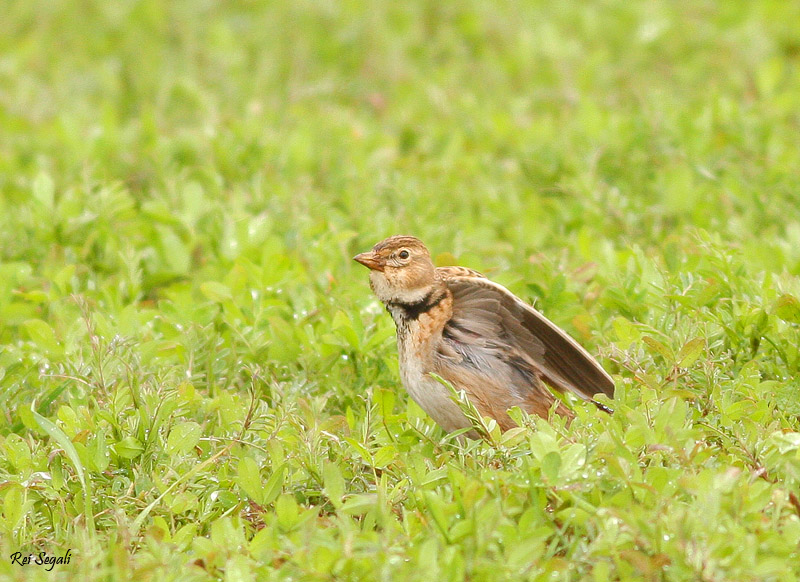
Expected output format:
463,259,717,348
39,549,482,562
443,274,614,402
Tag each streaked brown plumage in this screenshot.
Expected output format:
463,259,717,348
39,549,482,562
354,235,613,437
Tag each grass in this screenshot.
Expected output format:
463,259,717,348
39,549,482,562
1,0,800,580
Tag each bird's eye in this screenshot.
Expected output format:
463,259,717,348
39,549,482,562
398,250,410,260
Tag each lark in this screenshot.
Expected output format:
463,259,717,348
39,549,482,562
354,235,613,436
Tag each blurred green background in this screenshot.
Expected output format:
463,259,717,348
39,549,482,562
1,1,800,580
3,1,799,259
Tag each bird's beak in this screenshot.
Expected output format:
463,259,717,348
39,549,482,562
353,251,384,272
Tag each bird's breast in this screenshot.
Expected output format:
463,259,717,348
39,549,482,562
392,306,471,433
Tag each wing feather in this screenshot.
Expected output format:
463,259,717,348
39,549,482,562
443,276,614,401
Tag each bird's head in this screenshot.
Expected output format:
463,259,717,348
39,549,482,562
354,235,438,304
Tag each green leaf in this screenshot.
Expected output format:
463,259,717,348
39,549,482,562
775,294,800,323
332,310,360,350
236,457,264,504
275,494,298,530
642,336,673,361
374,387,396,418
266,316,301,362
364,323,395,350
52,264,77,294
345,437,373,463
560,443,587,477
541,451,562,483
180,181,207,226
23,319,61,355
89,433,110,472
372,445,397,468
50,454,65,490
200,281,233,303
677,338,705,367
166,421,202,456
768,431,800,454
32,171,55,208
261,464,286,505
32,408,94,536
322,462,345,509
499,427,527,447
612,316,640,346
421,467,449,487
157,226,191,274
114,436,144,459
340,494,377,516
2,485,30,533
421,491,450,541
2,434,32,472
173,523,198,550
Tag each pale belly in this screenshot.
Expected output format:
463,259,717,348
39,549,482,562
398,341,472,433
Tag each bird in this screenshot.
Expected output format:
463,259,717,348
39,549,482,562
354,235,614,437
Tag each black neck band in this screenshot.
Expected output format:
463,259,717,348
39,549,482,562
388,289,446,321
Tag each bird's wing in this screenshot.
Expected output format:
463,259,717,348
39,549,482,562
436,266,487,279
442,275,614,402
